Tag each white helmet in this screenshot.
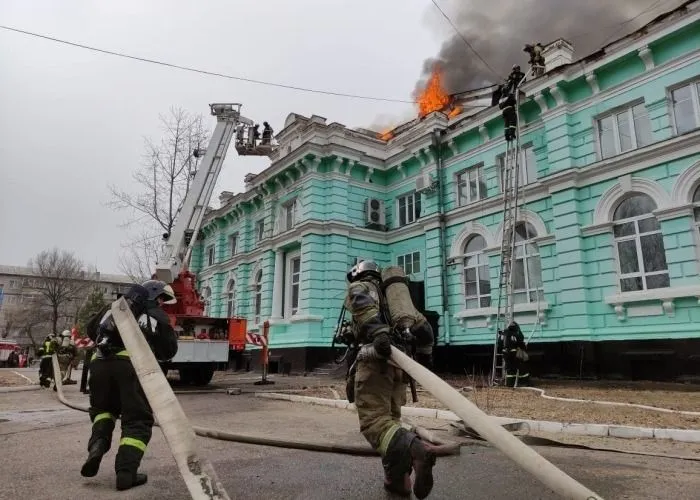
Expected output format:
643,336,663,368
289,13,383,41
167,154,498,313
61,330,71,337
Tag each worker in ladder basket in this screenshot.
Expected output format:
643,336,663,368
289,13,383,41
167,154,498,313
79,280,178,491
501,321,530,387
343,260,438,499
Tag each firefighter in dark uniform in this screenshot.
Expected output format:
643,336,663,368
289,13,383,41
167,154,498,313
343,260,437,499
499,65,525,142
502,321,530,387
80,280,178,491
38,333,59,388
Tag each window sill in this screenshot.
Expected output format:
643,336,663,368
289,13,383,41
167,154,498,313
454,302,550,328
605,285,700,320
290,314,324,323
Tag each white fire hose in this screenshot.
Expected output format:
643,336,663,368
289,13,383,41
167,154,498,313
390,348,604,500
110,298,230,500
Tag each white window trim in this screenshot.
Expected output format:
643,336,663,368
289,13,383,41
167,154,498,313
201,286,212,316
595,100,651,159
455,163,486,207
225,279,236,318
256,220,265,242
206,245,215,266
454,302,550,328
497,144,537,191
397,251,421,277
612,211,669,293
284,251,301,318
605,285,700,320
396,192,420,228
253,271,263,325
668,79,700,136
462,238,491,310
281,199,299,233
512,225,544,305
228,233,238,257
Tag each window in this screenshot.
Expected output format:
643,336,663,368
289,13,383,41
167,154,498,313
281,199,298,232
226,280,236,317
201,286,212,316
397,251,421,275
512,222,544,304
206,245,215,266
0,284,4,310
613,194,669,292
693,185,700,235
498,145,537,190
597,103,652,159
8,280,17,289
456,165,487,206
671,81,700,135
285,254,301,317
256,220,265,242
228,234,238,257
397,193,421,227
463,235,491,309
254,271,263,324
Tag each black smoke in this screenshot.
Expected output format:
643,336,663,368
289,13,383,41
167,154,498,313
414,0,687,97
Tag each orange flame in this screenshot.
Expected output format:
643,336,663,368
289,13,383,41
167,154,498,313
447,106,463,119
378,128,394,141
417,67,451,118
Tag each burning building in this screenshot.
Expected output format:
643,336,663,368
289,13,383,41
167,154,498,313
193,1,700,380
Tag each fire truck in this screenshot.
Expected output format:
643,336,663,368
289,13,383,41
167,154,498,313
152,103,275,386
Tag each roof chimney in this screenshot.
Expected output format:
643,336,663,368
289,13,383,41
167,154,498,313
543,39,574,72
219,191,234,207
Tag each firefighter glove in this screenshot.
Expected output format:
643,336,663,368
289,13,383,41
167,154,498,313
372,332,392,358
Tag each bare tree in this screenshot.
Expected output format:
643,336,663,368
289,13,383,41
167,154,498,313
30,248,88,335
3,295,52,349
109,107,210,277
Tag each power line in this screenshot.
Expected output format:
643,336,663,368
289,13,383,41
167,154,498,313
429,0,502,80
599,0,671,47
0,24,415,104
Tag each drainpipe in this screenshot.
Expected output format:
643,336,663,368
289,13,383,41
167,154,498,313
431,129,451,345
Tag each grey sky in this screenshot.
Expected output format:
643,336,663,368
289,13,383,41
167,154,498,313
0,1,682,275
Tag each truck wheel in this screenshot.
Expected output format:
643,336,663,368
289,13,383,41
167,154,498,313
178,368,194,385
191,366,215,386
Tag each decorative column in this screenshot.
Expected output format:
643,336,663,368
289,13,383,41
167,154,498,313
270,249,284,320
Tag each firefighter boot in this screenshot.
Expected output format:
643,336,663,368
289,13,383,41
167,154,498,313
116,471,148,491
411,438,437,499
382,428,436,498
81,439,109,477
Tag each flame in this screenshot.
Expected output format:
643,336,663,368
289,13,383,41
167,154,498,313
417,67,451,118
378,128,394,141
447,106,463,119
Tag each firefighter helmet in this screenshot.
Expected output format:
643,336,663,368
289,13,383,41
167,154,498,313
346,260,381,283
141,280,177,304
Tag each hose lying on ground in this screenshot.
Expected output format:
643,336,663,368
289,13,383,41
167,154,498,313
50,357,460,458
516,387,700,417
390,348,605,500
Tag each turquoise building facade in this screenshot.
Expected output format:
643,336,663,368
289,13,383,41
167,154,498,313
193,3,700,379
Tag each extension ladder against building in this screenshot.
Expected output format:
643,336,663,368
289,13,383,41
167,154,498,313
490,68,536,386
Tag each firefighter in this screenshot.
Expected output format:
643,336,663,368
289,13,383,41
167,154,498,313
499,92,518,142
57,330,78,385
262,121,274,145
38,333,59,388
80,280,178,491
502,321,530,387
343,260,437,499
524,42,545,77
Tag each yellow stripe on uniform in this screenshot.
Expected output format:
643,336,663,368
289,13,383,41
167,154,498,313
93,412,115,424
377,423,402,456
120,437,147,452
91,350,130,361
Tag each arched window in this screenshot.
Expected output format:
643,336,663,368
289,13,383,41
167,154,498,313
693,184,700,231
512,222,544,304
613,194,669,291
226,280,236,317
463,235,491,308
201,286,212,316
254,270,263,325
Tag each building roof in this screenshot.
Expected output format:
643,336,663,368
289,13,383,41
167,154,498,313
0,265,133,285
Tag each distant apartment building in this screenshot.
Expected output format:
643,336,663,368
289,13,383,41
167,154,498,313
191,2,700,380
0,265,133,343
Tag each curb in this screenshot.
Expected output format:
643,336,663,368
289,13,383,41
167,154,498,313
0,385,41,393
254,392,700,443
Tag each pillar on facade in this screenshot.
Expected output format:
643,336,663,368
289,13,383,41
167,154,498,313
270,249,284,320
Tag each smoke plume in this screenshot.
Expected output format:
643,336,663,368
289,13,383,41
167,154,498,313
414,0,687,96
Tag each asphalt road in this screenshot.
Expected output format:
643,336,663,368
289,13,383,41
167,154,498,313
2,369,699,500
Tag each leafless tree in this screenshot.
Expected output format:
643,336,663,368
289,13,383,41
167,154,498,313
109,107,210,277
2,295,53,349
30,248,88,335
